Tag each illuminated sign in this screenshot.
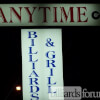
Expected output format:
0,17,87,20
0,4,100,26
21,29,64,100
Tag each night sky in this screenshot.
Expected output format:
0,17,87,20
0,0,100,100
1,26,100,100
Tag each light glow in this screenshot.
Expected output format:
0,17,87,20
16,86,21,91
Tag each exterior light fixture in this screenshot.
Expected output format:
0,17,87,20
16,86,21,91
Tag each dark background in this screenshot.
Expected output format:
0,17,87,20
0,0,100,3
0,0,100,100
1,26,100,100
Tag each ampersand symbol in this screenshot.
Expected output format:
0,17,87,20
46,38,55,47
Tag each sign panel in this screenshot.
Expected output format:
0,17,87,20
0,4,100,26
21,29,64,100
